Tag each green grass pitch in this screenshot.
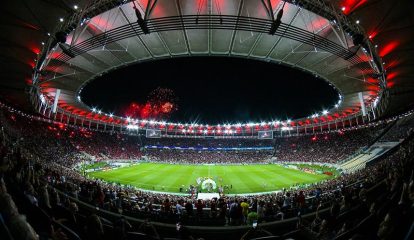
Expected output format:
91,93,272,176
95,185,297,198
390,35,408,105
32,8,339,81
87,163,335,194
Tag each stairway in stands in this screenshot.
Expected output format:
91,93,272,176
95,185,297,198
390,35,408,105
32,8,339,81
339,115,414,173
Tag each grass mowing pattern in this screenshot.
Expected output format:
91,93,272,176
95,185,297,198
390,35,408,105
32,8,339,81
87,163,335,194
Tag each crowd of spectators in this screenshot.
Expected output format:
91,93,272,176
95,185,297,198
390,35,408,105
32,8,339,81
273,126,386,163
144,137,273,148
72,131,143,160
143,126,386,164
1,108,391,166
379,114,414,142
145,150,273,164
0,109,142,163
1,105,414,239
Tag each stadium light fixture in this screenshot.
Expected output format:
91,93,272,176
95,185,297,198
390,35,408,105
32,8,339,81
322,110,329,115
281,126,293,131
109,113,113,118
59,18,64,22
92,107,96,112
97,110,102,114
127,125,138,130
287,119,292,123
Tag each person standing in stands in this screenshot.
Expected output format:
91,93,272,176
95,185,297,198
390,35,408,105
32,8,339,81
218,198,227,222
176,199,184,219
229,199,242,225
240,199,250,224
163,198,172,215
196,199,204,219
185,200,194,217
85,214,104,240
176,222,194,240
210,198,217,218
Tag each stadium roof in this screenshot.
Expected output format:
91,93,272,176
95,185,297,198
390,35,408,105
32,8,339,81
1,0,413,126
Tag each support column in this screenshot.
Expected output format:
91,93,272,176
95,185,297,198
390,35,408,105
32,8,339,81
52,89,61,114
359,92,367,116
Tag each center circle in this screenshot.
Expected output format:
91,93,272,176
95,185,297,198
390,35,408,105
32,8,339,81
80,57,339,124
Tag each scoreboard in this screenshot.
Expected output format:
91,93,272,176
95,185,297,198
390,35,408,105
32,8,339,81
146,129,161,138
258,130,273,139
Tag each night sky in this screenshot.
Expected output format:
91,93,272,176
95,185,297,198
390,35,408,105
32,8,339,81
81,57,339,124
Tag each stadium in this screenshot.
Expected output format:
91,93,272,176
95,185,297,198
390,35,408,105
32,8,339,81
1,0,414,240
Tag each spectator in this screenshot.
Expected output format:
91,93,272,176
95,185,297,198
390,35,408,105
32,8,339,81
8,214,39,240
85,214,104,240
